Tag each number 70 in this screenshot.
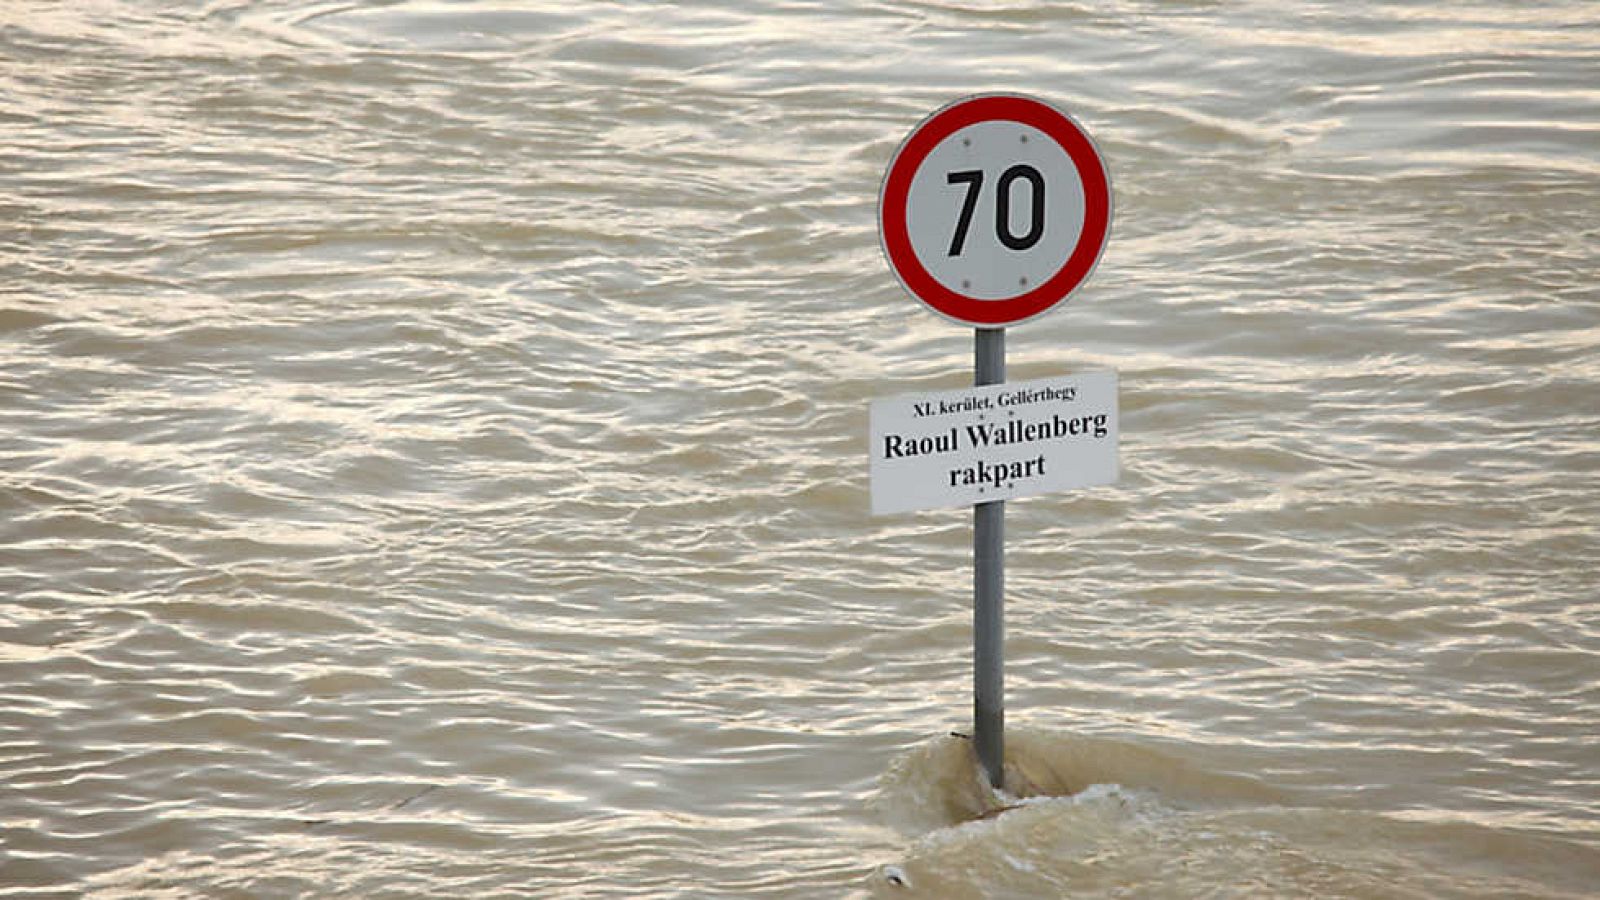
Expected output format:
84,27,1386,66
945,164,1046,257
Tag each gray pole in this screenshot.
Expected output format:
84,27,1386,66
973,327,1006,790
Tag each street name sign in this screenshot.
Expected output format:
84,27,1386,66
870,371,1118,515
878,93,1113,328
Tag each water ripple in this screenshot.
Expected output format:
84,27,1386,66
3,0,1598,896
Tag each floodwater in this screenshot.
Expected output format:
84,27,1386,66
3,1,1598,897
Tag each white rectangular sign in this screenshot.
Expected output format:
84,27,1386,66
870,371,1118,515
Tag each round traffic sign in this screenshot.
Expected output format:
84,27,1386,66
879,93,1112,328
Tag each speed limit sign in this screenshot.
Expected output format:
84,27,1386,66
878,94,1113,328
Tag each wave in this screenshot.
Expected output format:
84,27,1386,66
864,731,1600,898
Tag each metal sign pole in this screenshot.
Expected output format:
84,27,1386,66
973,327,1006,790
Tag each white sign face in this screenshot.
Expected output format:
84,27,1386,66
870,371,1118,516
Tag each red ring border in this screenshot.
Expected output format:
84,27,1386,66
879,94,1112,328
